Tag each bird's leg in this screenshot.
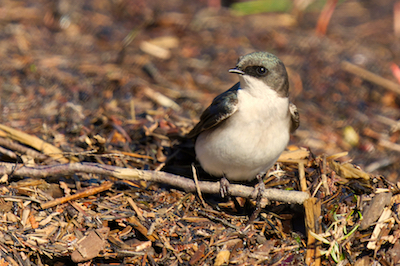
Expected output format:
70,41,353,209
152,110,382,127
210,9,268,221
248,173,266,223
219,176,230,198
249,173,267,199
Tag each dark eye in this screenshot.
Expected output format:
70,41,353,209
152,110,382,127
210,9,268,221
256,66,267,76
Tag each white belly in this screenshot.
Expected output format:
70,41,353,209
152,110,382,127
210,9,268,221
195,88,290,182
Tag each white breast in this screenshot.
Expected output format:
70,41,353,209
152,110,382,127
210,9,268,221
195,76,290,181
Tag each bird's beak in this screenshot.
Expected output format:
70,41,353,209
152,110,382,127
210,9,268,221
229,67,245,75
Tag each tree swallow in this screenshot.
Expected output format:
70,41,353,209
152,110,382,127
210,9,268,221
187,52,299,193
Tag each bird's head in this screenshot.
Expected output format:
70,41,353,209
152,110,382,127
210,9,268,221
229,52,289,97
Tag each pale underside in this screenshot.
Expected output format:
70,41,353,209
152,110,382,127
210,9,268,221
195,75,291,182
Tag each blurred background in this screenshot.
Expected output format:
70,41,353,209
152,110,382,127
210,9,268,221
0,0,399,180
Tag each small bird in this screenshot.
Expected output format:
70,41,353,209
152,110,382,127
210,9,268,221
187,52,299,195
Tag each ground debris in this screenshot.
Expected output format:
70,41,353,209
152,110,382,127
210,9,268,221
0,121,397,265
0,0,399,265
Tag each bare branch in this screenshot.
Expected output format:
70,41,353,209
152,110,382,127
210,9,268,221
0,162,309,205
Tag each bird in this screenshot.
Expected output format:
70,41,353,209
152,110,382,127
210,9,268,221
186,51,299,196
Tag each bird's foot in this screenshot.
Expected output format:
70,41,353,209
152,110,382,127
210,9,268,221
219,177,230,198
248,173,267,224
249,173,266,199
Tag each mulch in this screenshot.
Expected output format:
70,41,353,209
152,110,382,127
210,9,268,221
0,0,400,265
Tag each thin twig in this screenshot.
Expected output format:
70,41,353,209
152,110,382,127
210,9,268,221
127,197,145,221
341,61,400,95
0,195,42,204
41,181,113,209
0,146,17,159
192,164,207,208
311,181,323,198
0,137,48,161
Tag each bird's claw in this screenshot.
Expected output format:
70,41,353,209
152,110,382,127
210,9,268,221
249,173,266,199
220,177,230,198
248,173,266,223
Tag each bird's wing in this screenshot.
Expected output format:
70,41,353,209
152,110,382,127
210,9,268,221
187,83,240,138
289,102,299,133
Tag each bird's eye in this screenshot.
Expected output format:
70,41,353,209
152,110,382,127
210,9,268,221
256,66,267,76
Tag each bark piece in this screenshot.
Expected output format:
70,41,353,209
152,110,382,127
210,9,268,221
71,228,110,263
